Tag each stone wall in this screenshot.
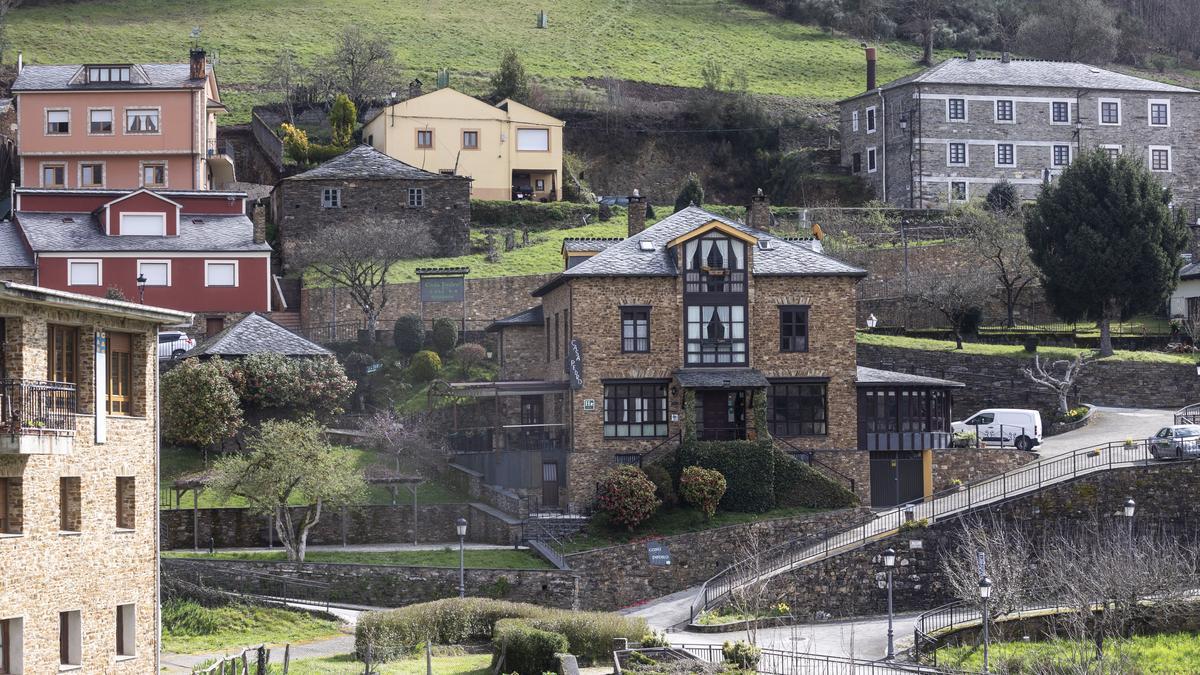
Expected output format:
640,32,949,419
809,446,1033,503
445,463,529,517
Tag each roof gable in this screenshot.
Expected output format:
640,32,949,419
188,313,331,358
497,98,565,126
285,144,449,181
101,188,183,210
667,220,758,248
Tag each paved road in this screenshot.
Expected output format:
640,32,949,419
669,612,922,663
1036,406,1173,456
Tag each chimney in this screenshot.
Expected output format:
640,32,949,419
747,188,774,231
1190,223,1200,262
408,78,423,99
865,47,877,91
252,201,267,245
16,51,21,74
1001,51,1011,64
189,47,207,80
627,189,647,238
967,49,977,62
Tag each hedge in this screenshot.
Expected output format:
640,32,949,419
492,619,568,674
471,199,599,231
354,598,646,664
677,440,775,513
772,451,858,509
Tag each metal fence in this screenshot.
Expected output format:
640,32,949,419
677,643,979,674
163,559,332,610
0,378,77,434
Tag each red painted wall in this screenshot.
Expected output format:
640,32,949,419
17,191,244,215
102,191,180,235
38,255,270,312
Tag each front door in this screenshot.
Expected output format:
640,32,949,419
541,461,560,509
699,390,746,441
869,451,925,507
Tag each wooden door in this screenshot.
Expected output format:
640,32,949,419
206,317,225,336
541,461,559,509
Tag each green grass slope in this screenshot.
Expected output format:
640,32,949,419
8,0,927,122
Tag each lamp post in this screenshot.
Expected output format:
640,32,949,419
456,517,467,598
866,313,878,331
1124,497,1136,539
135,273,147,303
980,577,993,674
883,547,896,660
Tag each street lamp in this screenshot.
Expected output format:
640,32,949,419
866,313,878,330
1124,497,1136,538
456,517,468,598
135,273,147,303
979,577,993,674
883,547,896,660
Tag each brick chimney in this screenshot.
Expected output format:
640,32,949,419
252,201,267,245
1001,51,1011,64
865,47,877,90
967,50,977,62
627,189,647,238
747,188,774,231
189,48,207,80
408,78,423,99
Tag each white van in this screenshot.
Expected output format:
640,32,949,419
951,408,1042,451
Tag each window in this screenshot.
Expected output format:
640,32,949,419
1100,99,1121,125
621,307,650,352
89,109,113,134
138,260,169,286
865,106,877,133
948,142,967,166
0,478,20,535
995,99,1014,122
67,259,101,286
995,143,1015,166
867,147,877,173
544,318,550,361
516,128,550,151
535,179,545,191
947,98,967,121
563,308,570,359
852,110,859,132
141,163,166,187
416,129,433,148
59,477,81,532
554,312,560,360
87,65,130,82
950,181,968,202
42,164,66,188
107,333,132,416
46,109,70,134
407,188,424,207
1051,101,1070,124
462,130,479,149
125,108,159,133
686,305,746,365
1102,145,1121,160
116,605,135,657
59,610,80,667
779,306,809,352
603,383,668,437
48,325,78,385
1149,100,1170,127
852,152,862,173
862,388,948,434
768,382,827,436
120,213,165,236
205,261,237,287
80,163,104,187
0,616,22,674
1151,146,1172,172
115,477,135,530
1053,145,1071,167
321,188,341,208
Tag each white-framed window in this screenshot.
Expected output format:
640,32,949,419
79,162,105,187
851,110,859,132
125,108,160,133
204,260,238,287
41,163,66,188
995,143,1015,167
1100,144,1122,160
88,108,113,135
321,188,341,208
46,109,70,135
1050,100,1071,124
947,98,967,122
950,181,968,202
137,260,170,286
88,66,130,83
1099,98,1121,125
515,128,550,151
140,162,167,188
116,604,136,658
1149,99,1171,127
408,187,425,207
866,147,878,173
119,213,165,236
68,259,101,286
866,106,877,133
1149,145,1172,172
1052,145,1072,167
995,99,1014,123
59,610,81,667
0,616,24,674
947,142,968,166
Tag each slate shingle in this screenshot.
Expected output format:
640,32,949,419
856,366,965,388
487,306,544,332
188,313,331,358
15,212,270,253
0,220,34,268
285,145,463,182
12,63,208,91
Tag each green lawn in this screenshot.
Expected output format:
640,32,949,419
857,331,1199,365
285,652,491,675
163,548,552,569
563,505,823,554
162,598,343,655
938,632,1200,674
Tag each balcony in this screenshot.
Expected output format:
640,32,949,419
205,139,237,190
0,379,77,455
684,269,746,295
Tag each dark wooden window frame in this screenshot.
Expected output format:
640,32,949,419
767,379,828,437
621,306,651,353
603,381,669,438
779,305,810,353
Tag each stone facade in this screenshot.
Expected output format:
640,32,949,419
0,287,187,673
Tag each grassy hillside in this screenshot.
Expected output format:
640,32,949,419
8,0,929,122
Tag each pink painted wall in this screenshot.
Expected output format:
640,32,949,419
21,155,197,190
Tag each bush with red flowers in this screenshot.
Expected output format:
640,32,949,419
596,465,660,530
679,465,727,520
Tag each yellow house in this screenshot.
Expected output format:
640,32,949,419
361,87,565,201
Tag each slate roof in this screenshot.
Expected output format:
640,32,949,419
15,212,271,253
533,206,865,296
285,144,462,181
674,368,770,388
12,63,209,91
486,305,544,332
856,366,965,388
0,221,34,268
1181,261,1200,280
188,313,331,358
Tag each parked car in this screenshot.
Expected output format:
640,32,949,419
157,331,195,360
951,408,1042,451
1149,425,1200,460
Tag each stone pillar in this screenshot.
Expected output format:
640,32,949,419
747,188,773,232
627,189,646,238
252,202,267,245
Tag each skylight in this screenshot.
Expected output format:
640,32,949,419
639,241,655,251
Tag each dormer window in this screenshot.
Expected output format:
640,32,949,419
87,66,131,83
683,233,747,294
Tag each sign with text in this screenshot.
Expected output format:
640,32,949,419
420,276,465,303
647,541,671,566
566,339,584,390
582,399,596,412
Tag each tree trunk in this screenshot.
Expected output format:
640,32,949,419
922,30,934,66
1005,286,1016,328
953,329,964,350
1058,388,1070,417
295,500,323,563
1098,317,1114,357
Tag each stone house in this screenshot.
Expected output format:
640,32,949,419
839,53,1200,208
442,195,964,510
272,144,471,268
0,280,191,673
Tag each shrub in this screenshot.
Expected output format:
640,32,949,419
674,173,704,213
645,202,656,219
986,180,1019,212
492,619,568,675
643,464,677,508
223,352,303,409
678,441,775,513
598,201,612,222
429,318,459,356
454,343,488,373
104,285,128,301
470,199,599,231
772,451,858,509
296,356,355,417
393,315,425,355
639,631,670,648
1023,334,1039,353
679,466,727,519
162,359,243,447
596,465,660,530
723,640,761,669
329,93,357,147
280,122,310,164
409,350,442,383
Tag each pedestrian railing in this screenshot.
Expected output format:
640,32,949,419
677,643,980,674
162,559,333,611
1174,402,1200,425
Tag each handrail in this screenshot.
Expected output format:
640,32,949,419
677,643,980,674
1175,402,1200,425
0,378,78,434
689,438,1171,623
631,431,683,468
775,436,858,494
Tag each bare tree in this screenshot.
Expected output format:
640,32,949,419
361,410,445,478
269,48,303,124
967,210,1037,328
910,268,993,349
941,515,1036,648
1017,0,1119,63
1021,353,1089,417
901,0,949,66
328,24,396,113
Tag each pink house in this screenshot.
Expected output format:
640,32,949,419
11,49,235,191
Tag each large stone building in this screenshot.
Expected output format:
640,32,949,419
0,281,191,673
839,53,1200,207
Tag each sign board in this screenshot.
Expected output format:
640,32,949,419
420,277,465,303
582,399,596,412
977,550,986,578
566,339,584,390
365,363,382,374
647,541,671,566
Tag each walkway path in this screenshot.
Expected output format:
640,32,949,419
177,541,518,555
669,611,921,662
1037,406,1171,456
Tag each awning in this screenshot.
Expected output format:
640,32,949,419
856,366,965,388
673,369,770,389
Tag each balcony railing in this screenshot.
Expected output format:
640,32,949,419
448,425,568,453
0,379,77,435
684,269,746,294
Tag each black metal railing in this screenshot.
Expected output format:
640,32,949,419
684,269,747,294
677,643,978,674
777,438,858,494
162,559,332,611
1175,402,1200,426
615,432,683,468
448,428,494,453
0,379,77,434
689,439,1168,623
503,424,567,452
